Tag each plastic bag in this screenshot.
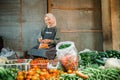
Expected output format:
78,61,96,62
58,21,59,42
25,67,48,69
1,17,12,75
0,48,15,58
56,41,78,71
105,58,120,69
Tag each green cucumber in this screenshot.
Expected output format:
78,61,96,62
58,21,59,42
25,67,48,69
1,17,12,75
95,59,105,65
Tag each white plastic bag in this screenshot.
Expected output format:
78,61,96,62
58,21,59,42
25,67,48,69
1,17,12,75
0,48,15,58
105,58,120,69
56,41,78,70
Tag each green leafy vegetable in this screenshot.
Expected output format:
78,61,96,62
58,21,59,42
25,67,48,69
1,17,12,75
59,44,71,49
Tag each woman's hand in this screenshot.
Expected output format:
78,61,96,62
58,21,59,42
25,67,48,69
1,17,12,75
38,38,43,43
38,38,53,44
43,39,51,43
38,43,49,49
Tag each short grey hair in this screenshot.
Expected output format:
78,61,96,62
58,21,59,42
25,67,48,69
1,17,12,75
45,13,56,27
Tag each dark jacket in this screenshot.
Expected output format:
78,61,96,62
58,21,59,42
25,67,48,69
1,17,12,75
28,26,60,59
40,26,60,45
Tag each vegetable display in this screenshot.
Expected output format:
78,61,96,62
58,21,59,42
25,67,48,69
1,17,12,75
105,50,120,59
0,67,18,80
79,49,120,68
79,51,98,67
82,67,120,80
0,48,120,80
30,58,49,69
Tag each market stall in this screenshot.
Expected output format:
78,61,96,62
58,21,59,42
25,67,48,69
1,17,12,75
0,41,120,80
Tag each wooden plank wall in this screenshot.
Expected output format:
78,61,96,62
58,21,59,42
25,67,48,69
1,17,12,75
110,0,120,50
101,0,112,50
101,0,120,50
0,0,119,51
0,0,47,51
0,0,20,50
22,0,47,51
49,0,103,51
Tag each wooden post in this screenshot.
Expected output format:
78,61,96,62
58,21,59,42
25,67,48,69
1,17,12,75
47,0,51,12
101,0,113,50
110,0,120,50
20,0,22,51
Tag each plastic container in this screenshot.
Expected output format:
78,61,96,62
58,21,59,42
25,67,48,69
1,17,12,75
30,58,49,69
0,59,32,71
30,58,60,69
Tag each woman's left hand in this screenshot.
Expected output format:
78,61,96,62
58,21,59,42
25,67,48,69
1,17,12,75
43,39,51,43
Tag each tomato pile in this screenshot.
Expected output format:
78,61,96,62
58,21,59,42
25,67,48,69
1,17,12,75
16,65,60,80
30,58,49,69
60,54,78,70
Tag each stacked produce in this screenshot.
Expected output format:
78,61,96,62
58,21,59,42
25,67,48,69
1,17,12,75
79,49,120,68
16,66,59,80
30,58,49,69
81,67,120,80
1,62,120,80
16,66,89,80
59,68,120,80
0,43,120,80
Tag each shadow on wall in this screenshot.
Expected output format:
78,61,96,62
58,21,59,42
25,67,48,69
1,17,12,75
0,36,4,52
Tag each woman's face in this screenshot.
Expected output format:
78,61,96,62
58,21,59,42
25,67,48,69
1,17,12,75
44,16,54,27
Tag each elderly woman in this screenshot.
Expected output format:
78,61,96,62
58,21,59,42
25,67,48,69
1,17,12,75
28,13,60,59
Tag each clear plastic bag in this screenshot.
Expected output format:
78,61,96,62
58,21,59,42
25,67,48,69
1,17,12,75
56,41,78,70
0,48,15,58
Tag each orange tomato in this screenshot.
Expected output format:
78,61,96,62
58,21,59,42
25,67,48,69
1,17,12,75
17,75,24,80
52,73,58,77
53,69,58,73
31,75,40,80
26,79,30,80
33,65,39,69
39,76,46,80
49,69,53,73
26,75,32,80
33,73,40,77
41,68,47,72
28,69,35,76
17,71,23,76
67,69,73,74
45,73,50,79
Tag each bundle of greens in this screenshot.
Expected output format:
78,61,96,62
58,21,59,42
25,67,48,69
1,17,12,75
0,67,18,80
78,51,98,67
105,50,120,59
81,67,120,80
78,49,120,68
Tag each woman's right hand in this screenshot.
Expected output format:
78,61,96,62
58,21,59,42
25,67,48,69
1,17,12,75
43,39,51,43
38,38,43,43
38,38,52,44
